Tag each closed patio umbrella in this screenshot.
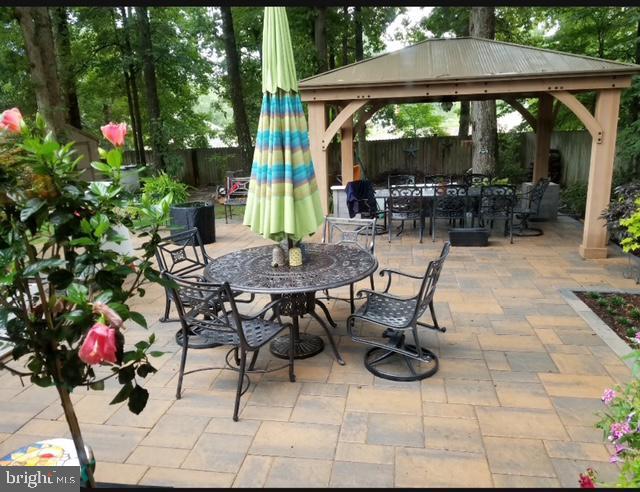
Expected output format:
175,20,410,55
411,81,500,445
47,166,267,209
243,6,324,244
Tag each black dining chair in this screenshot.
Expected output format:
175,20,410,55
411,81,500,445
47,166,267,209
346,242,450,381
165,273,295,421
155,228,254,346
387,185,425,243
514,178,550,236
478,184,517,243
431,184,469,242
320,216,377,313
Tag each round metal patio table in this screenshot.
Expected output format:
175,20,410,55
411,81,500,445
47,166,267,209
203,243,378,365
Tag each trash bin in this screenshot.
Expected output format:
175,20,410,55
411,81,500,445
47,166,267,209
169,201,216,244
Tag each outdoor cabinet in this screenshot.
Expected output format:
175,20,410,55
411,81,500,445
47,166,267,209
169,201,216,244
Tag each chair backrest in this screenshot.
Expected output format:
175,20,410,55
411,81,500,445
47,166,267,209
528,177,550,214
464,173,492,187
479,185,517,217
388,174,416,187
322,216,377,255
433,184,468,217
413,242,450,322
388,185,423,216
155,228,208,277
163,272,249,348
424,174,450,186
227,176,250,199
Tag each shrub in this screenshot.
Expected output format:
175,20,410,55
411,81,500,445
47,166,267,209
620,198,640,255
141,171,190,206
591,345,640,487
602,181,640,243
561,182,588,219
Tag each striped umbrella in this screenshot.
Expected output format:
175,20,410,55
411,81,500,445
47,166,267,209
242,7,324,243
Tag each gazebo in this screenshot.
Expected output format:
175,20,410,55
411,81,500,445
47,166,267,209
299,37,640,259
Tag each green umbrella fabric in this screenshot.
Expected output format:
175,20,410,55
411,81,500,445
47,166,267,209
243,7,324,242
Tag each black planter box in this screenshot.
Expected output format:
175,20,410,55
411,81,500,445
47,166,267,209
169,201,216,244
448,227,490,247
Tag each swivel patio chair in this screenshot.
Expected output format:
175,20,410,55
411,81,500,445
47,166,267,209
478,184,517,244
346,242,450,381
513,177,550,236
165,273,295,421
431,185,469,242
320,216,377,314
387,185,425,243
155,228,254,345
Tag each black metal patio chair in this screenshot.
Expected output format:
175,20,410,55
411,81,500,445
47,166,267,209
478,184,517,244
320,216,377,314
155,228,254,343
165,273,295,421
431,184,469,242
346,242,450,381
513,177,550,236
387,185,425,244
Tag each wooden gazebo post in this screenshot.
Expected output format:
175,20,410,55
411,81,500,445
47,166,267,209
532,93,554,182
579,88,621,259
308,101,330,215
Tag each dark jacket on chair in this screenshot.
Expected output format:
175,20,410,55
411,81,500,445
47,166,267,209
346,180,378,218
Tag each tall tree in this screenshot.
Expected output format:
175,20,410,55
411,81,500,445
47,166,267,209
136,6,166,171
314,7,327,72
469,7,497,173
15,7,66,139
116,7,145,164
50,7,81,128
220,6,253,168
353,6,367,168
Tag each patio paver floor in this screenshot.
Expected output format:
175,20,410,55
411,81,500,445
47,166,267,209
1,215,636,487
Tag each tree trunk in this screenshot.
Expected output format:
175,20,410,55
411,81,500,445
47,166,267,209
137,7,165,171
469,7,497,174
16,7,67,140
220,6,253,169
314,7,327,73
354,6,366,172
341,7,349,66
458,101,470,137
50,7,81,129
119,7,146,165
630,18,640,123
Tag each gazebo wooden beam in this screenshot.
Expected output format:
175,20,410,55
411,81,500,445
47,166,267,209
354,101,385,135
321,100,368,151
548,90,603,143
503,97,537,131
300,75,631,103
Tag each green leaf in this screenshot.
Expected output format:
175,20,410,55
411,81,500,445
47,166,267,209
135,340,149,351
90,214,110,238
89,380,105,391
20,198,46,222
128,311,147,329
69,237,95,247
118,364,136,385
149,351,165,358
80,219,92,235
90,161,112,174
66,283,89,305
136,363,157,378
127,385,149,415
24,258,66,277
31,374,53,387
48,269,74,289
106,149,123,169
109,382,133,405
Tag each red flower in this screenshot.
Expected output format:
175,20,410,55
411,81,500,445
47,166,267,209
100,122,127,147
579,471,596,488
0,107,23,134
78,323,118,365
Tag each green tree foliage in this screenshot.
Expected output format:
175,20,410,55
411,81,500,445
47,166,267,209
375,104,445,138
0,9,35,114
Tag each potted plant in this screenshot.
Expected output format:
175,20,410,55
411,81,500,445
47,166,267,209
0,108,172,487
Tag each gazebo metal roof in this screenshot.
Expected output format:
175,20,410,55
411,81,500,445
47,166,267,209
299,37,640,90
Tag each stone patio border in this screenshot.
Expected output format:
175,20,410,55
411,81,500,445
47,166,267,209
560,287,639,369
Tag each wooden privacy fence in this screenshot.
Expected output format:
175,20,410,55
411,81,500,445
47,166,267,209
124,130,629,188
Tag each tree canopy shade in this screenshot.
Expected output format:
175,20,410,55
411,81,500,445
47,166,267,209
299,36,640,260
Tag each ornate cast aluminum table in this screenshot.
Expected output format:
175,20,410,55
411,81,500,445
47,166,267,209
204,243,378,364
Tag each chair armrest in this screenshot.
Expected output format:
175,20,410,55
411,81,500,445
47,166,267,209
239,297,284,321
354,288,415,302
379,268,423,293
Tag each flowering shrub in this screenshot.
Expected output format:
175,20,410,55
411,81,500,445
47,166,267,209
0,111,172,485
590,339,640,487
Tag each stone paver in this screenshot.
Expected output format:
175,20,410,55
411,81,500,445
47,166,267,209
0,218,635,487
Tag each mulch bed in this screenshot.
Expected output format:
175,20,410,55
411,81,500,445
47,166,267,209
575,291,640,347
